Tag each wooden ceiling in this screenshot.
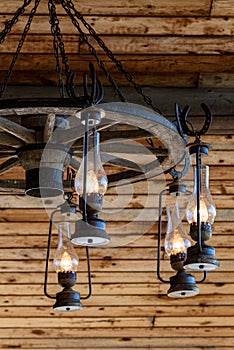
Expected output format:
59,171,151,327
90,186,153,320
0,0,233,89
0,1,234,350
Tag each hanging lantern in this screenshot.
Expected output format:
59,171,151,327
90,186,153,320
176,103,220,272
165,203,199,298
186,165,216,241
184,164,220,271
44,201,92,312
72,109,110,246
52,222,82,312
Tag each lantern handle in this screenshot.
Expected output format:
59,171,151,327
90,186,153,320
80,246,93,300
44,209,60,300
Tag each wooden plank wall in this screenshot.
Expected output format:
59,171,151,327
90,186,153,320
0,0,233,348
0,109,233,349
0,0,233,88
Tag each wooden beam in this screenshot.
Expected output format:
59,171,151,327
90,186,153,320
199,73,234,88
212,0,234,16
0,271,233,284
1,294,234,307
4,87,234,117
1,304,234,318
1,35,233,56
0,326,233,338
0,194,232,209
1,54,233,74
1,16,233,35
0,157,20,175
0,316,233,329
0,220,231,237
0,0,212,16
0,208,232,222
0,246,231,260
0,259,232,273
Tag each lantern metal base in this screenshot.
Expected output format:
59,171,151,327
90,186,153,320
170,252,187,271
71,217,110,246
190,222,213,242
58,271,77,288
79,194,103,215
184,243,220,271
167,270,199,298
53,287,82,312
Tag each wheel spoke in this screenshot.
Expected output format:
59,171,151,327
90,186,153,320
0,157,20,176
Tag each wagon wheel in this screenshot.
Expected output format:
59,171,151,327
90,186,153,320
0,99,186,195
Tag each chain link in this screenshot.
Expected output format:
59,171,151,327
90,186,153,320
60,0,126,102
0,0,33,44
0,0,40,98
48,0,71,81
48,0,69,97
62,0,161,113
0,0,162,113
53,34,65,98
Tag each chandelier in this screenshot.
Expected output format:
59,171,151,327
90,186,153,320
0,0,219,311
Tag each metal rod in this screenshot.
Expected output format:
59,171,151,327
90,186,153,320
93,129,98,174
80,246,93,300
44,209,60,300
196,145,203,252
157,188,170,284
82,115,89,222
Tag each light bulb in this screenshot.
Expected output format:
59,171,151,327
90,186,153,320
53,222,79,273
56,251,74,272
186,165,216,226
188,198,209,224
75,131,108,197
164,203,191,257
165,228,191,256
75,130,108,215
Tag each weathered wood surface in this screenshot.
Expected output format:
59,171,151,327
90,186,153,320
0,218,232,234
0,0,234,347
0,270,233,283
0,0,232,17
0,0,213,16
1,54,233,75
0,326,233,338
0,116,35,143
1,35,233,55
0,194,232,209
3,87,233,118
1,294,234,307
0,207,232,222
1,16,234,36
0,334,234,348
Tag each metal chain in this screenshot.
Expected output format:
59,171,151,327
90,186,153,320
60,0,126,102
0,0,40,99
53,34,65,98
48,0,68,97
62,0,161,113
48,0,71,80
0,0,33,44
